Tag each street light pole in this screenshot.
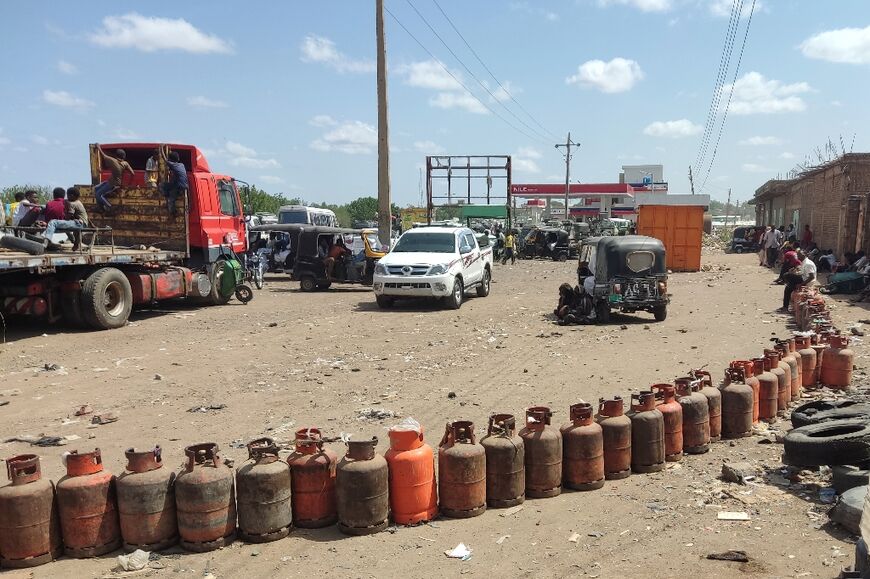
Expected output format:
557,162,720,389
376,0,392,246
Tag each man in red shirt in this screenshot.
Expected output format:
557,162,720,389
801,224,813,249
43,187,67,222
774,245,801,284
323,237,350,279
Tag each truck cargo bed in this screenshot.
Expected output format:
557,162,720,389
0,246,187,272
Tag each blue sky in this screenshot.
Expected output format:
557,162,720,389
0,0,867,207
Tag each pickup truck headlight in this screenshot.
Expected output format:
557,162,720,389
428,264,449,275
374,263,388,276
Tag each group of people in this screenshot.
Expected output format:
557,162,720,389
4,187,90,251
94,144,188,216
759,223,814,268
553,260,597,324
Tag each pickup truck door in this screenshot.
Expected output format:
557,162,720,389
459,232,483,285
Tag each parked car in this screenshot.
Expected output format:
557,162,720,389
730,226,766,253
372,226,493,309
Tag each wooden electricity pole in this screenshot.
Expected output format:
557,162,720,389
376,0,392,245
555,133,580,222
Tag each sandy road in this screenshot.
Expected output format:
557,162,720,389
0,251,866,578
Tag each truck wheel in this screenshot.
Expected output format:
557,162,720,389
205,259,232,305
595,301,610,324
376,295,394,309
61,290,86,328
653,305,668,322
476,268,491,297
81,268,132,330
300,276,316,292
0,235,45,256
445,279,463,310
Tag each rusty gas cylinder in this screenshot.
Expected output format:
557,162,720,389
438,421,486,517
675,377,710,454
560,403,604,491
519,407,563,498
721,367,754,439
286,428,337,528
785,337,803,393
385,422,438,524
627,391,665,473
650,384,683,462
795,336,817,388
731,360,760,424
175,443,236,552
236,438,292,543
754,356,779,421
56,448,121,558
480,414,525,508
116,446,177,552
0,455,62,568
596,397,632,480
765,349,790,416
820,335,854,389
693,369,722,442
336,437,389,535
775,342,801,402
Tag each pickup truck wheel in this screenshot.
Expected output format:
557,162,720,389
376,295,394,309
81,268,132,330
445,279,463,310
653,305,668,322
0,235,45,256
476,268,491,297
300,276,316,292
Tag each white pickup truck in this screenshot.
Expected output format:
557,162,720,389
372,226,493,309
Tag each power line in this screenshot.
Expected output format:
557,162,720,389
699,0,757,194
384,5,547,145
430,0,560,142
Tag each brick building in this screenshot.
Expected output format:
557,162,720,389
752,153,870,257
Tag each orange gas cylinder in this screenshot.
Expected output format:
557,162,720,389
0,455,62,568
286,428,337,529
693,369,722,442
765,349,790,416
754,356,779,422
730,360,759,423
56,449,121,558
519,407,563,498
675,378,710,454
795,336,817,388
385,422,438,525
821,335,854,389
650,384,683,462
560,403,604,491
596,397,631,480
175,443,236,552
438,421,486,517
775,342,800,402
811,343,828,385
785,337,803,393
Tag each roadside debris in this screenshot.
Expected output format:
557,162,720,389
117,549,150,571
356,408,397,420
721,462,757,485
4,433,80,446
91,412,119,425
74,405,93,416
499,505,524,517
495,535,510,545
445,543,472,561
717,512,751,521
568,533,580,543
187,404,227,413
707,550,750,563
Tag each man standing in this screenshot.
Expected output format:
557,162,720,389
94,145,134,212
145,149,159,188
801,224,813,249
502,229,516,265
161,151,188,216
763,224,778,267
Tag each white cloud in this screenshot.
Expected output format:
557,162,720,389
739,135,783,146
642,119,702,138
566,58,643,93
429,92,488,114
187,96,228,108
709,0,762,18
509,2,561,21
831,100,843,107
31,135,50,145
399,60,462,91
516,146,542,159
800,26,870,64
300,35,374,73
89,13,233,54
223,141,280,169
779,152,795,159
309,114,338,127
598,0,672,12
259,175,284,184
487,80,519,103
42,89,94,111
115,128,139,139
741,163,769,173
310,120,378,155
723,72,811,115
513,147,542,174
57,60,77,75
225,141,258,157
12,146,27,153
413,140,445,154
0,129,10,147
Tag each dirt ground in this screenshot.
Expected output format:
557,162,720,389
1,250,868,578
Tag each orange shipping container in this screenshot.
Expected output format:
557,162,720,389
636,205,703,272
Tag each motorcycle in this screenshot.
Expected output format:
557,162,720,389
244,249,267,290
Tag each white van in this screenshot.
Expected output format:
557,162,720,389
278,205,338,227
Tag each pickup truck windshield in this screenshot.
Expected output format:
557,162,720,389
279,210,308,224
392,232,456,253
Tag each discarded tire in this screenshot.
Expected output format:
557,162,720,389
0,235,45,256
833,464,870,494
791,400,867,428
830,485,866,535
783,420,870,467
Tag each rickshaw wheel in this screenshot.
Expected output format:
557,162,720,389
300,276,317,292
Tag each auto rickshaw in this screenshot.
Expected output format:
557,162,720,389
522,226,576,261
577,235,669,323
729,225,766,253
249,224,386,291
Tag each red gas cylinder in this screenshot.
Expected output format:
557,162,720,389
385,422,438,525
627,391,665,473
675,377,710,454
693,369,722,442
116,446,178,552
596,397,631,480
0,455,62,568
721,367,754,439
175,443,236,552
795,336,817,388
775,342,800,402
785,337,803,392
519,407,563,498
480,414,524,508
56,449,121,558
560,403,605,491
820,335,853,388
765,349,790,416
650,384,683,462
730,360,759,424
286,428,337,528
438,421,486,517
754,356,779,422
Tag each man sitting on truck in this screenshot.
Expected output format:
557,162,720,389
94,145,135,212
42,187,89,251
161,150,188,217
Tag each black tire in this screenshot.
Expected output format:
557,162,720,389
1,235,44,255
791,400,868,428
783,420,870,467
81,268,133,330
476,268,491,297
253,266,264,290
555,252,568,262
376,295,394,309
234,284,253,304
734,246,744,254
832,464,870,494
595,300,610,324
60,290,86,328
444,278,463,310
653,305,668,322
300,276,316,292
316,282,332,290
206,259,232,305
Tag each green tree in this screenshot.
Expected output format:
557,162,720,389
238,184,294,214
1,185,51,204
346,196,379,224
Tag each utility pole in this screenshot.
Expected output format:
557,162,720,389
725,188,732,231
376,0,392,246
555,133,580,222
688,165,696,195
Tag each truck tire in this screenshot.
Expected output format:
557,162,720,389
0,235,44,256
60,290,86,328
376,295,394,309
792,400,867,428
783,420,870,467
832,464,870,494
81,268,133,330
444,278,463,310
653,305,668,322
476,268,491,297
